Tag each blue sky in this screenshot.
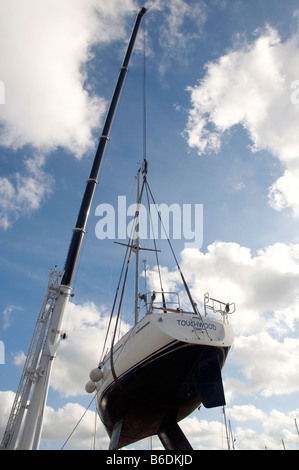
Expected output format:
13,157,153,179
1,0,299,450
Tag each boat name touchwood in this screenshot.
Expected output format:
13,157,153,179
176,319,217,330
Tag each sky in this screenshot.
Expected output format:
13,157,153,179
1,0,299,450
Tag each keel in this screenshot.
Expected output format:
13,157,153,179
109,420,123,450
158,422,193,451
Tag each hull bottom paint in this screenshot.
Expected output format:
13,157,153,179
98,342,230,449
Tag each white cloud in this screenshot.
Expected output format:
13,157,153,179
0,390,108,450
41,401,108,450
0,0,137,156
234,407,299,450
228,404,265,422
268,162,299,215
231,333,299,398
179,241,299,335
144,0,207,75
178,405,299,449
7,300,129,399
2,305,22,330
0,155,53,229
181,417,225,450
145,241,299,399
185,25,299,215
2,265,299,448
12,351,26,367
49,241,299,402
50,301,129,398
158,0,206,50
49,301,107,397
0,0,138,229
0,391,15,430
0,301,128,449
1,388,298,449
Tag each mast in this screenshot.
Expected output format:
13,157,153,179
222,406,230,450
1,7,146,451
134,168,141,324
295,417,299,438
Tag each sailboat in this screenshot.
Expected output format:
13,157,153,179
85,156,235,450
81,8,235,452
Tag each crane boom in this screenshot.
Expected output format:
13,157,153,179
62,6,147,287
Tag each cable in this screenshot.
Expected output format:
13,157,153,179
143,14,147,162
145,182,166,310
145,179,212,340
60,394,96,450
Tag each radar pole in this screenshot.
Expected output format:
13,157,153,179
1,7,146,450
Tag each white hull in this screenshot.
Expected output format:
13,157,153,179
92,310,233,448
98,311,233,394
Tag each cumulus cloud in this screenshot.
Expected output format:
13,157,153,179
179,404,299,449
231,333,299,398
0,0,137,156
2,301,111,398
146,242,299,399
2,305,22,330
181,416,224,449
184,25,299,215
0,0,137,228
50,300,129,397
42,401,108,450
2,243,299,448
0,0,207,229
0,155,53,229
0,390,108,450
0,391,15,429
0,300,129,448
158,0,206,50
144,0,207,75
178,242,299,335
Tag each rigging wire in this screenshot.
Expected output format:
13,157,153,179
61,17,165,451
60,394,96,450
93,15,212,422
92,400,97,450
100,243,130,362
99,175,146,360
100,28,149,359
143,14,147,162
109,180,146,380
145,182,166,310
145,179,212,339
145,180,197,311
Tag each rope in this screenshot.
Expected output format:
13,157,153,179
109,179,146,381
145,180,212,339
143,15,147,162
100,244,129,362
60,394,96,450
145,182,166,310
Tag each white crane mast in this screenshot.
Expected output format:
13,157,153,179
1,268,67,449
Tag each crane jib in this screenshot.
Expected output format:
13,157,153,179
62,7,147,287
